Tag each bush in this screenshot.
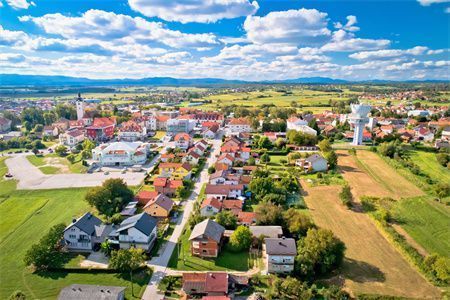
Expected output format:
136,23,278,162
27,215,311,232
339,185,352,208
229,226,252,252
8,291,26,300
423,254,450,284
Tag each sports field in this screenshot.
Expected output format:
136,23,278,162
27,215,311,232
337,150,424,200
301,182,441,299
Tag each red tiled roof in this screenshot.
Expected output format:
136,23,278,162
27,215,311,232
222,200,243,210
238,211,256,224
201,197,223,210
174,132,191,141
135,190,158,205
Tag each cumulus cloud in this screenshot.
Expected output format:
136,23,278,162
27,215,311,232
0,53,27,63
5,0,35,9
0,25,29,46
334,15,359,32
20,9,219,49
243,9,331,45
417,0,450,6
349,46,429,60
277,47,331,62
321,29,390,52
128,0,259,23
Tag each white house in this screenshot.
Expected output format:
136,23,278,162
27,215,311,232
182,149,201,165
109,213,158,251
264,237,297,274
286,117,307,131
59,129,86,147
205,184,244,200
174,132,192,150
92,141,148,166
290,124,317,136
117,120,147,141
227,118,251,136
296,154,328,173
63,213,110,252
200,197,222,217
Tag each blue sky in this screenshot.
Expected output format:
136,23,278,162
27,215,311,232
0,0,449,80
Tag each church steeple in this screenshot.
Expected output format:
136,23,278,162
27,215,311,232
76,92,85,120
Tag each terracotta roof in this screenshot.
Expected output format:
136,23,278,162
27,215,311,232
174,132,191,142
182,272,228,294
222,200,243,210
91,117,115,128
229,118,250,126
135,190,158,205
201,197,223,210
238,211,256,224
205,184,244,195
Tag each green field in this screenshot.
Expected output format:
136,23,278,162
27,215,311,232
27,153,87,174
392,196,450,258
0,163,149,299
408,150,450,185
168,226,251,272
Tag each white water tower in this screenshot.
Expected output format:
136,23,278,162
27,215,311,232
76,93,85,120
349,103,371,145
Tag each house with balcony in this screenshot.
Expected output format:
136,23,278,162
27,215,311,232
59,129,86,147
158,162,192,180
264,237,297,274
108,213,158,252
189,219,225,258
154,178,183,197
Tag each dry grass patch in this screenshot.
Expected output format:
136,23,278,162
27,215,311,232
337,150,424,200
301,182,440,299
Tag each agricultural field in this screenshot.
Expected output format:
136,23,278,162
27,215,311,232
0,167,149,299
337,150,424,200
392,196,450,258
301,182,441,299
408,150,450,185
27,153,87,174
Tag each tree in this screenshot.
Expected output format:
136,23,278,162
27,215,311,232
274,138,286,149
229,226,252,252
262,193,286,205
435,182,450,199
318,139,332,153
109,248,146,296
215,211,238,229
248,157,256,166
85,179,133,216
8,291,26,300
423,254,450,283
255,202,283,225
270,276,315,300
324,150,338,169
208,166,216,174
249,177,275,202
100,241,113,257
296,228,346,279
24,223,66,270
283,208,315,237
436,153,449,167
339,185,352,208
66,154,76,164
260,153,271,164
258,136,272,149
33,124,44,132
81,139,95,158
55,145,68,157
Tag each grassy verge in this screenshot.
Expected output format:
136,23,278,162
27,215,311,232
27,153,87,174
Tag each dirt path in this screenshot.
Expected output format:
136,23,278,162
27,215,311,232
301,182,440,299
337,150,424,200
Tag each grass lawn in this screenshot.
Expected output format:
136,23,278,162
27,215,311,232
27,153,87,174
392,196,450,258
168,226,250,272
408,150,450,185
0,157,17,203
154,131,166,140
0,177,150,299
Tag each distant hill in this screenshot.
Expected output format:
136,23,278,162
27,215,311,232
0,74,447,87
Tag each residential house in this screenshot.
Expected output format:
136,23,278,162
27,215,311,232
174,132,193,150
167,118,196,134
117,120,147,141
249,226,283,239
295,154,328,173
441,126,450,141
222,200,243,216
156,115,170,130
0,117,11,133
220,137,251,162
109,213,158,251
291,124,317,136
43,125,59,137
216,154,234,167
202,123,220,139
86,117,115,141
158,162,192,180
63,212,108,252
200,197,223,217
286,117,307,131
143,193,174,218
416,127,434,142
58,284,126,300
227,118,251,136
183,149,201,165
154,178,183,197
53,118,70,131
59,129,85,147
237,212,256,226
182,272,228,296
189,219,225,258
264,237,297,274
205,184,244,200
135,190,158,205
209,170,239,185
92,142,148,166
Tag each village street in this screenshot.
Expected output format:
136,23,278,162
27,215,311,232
142,138,222,300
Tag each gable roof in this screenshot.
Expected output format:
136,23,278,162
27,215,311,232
305,154,326,163
65,212,102,236
265,238,297,256
135,190,158,205
249,226,283,238
58,284,125,300
189,219,225,243
116,213,157,236
144,193,174,212
201,197,223,210
222,200,243,210
182,272,228,294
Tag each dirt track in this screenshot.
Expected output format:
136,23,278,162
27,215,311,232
302,182,441,299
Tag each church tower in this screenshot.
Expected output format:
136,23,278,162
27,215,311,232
76,92,85,121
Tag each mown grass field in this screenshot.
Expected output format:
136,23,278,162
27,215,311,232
0,161,149,299
408,150,450,185
337,150,424,200
27,153,87,174
392,196,450,258
168,226,251,272
300,181,441,299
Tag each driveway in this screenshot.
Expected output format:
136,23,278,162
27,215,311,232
4,152,161,190
142,137,222,300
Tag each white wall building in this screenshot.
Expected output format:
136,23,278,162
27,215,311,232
59,129,86,147
92,141,148,166
109,213,157,251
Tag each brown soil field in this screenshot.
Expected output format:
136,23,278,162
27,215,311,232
337,150,424,200
301,182,441,299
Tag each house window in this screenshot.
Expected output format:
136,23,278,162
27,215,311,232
69,234,76,239
202,250,207,253
71,228,76,231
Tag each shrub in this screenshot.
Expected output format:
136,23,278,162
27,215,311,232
339,185,352,208
229,226,252,252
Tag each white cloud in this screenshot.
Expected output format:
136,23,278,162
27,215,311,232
321,29,390,52
0,25,29,46
334,15,359,32
20,9,219,49
243,9,331,45
128,0,259,23
0,53,26,63
277,47,330,62
5,0,35,9
417,0,450,6
349,46,429,60
427,49,446,54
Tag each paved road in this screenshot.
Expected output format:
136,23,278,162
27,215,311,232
4,152,161,190
142,138,222,300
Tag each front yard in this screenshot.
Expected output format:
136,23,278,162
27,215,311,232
27,153,87,174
